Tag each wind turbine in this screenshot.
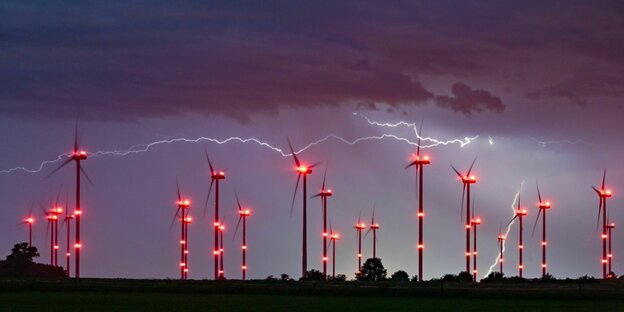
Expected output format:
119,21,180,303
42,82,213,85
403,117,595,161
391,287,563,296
592,169,612,279
607,222,615,275
507,194,527,278
288,139,321,277
471,210,481,282
328,222,340,279
234,193,251,280
451,157,477,274
312,165,332,279
46,120,92,278
405,123,431,282
365,207,380,259
51,205,63,266
42,206,57,266
497,227,506,274
21,204,35,246
354,211,366,273
173,180,191,280
204,150,226,280
532,182,552,277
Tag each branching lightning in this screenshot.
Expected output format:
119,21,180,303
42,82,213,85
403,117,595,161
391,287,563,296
529,137,596,148
1,114,478,175
485,180,524,278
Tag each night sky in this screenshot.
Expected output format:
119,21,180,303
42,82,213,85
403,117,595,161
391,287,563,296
1,1,624,280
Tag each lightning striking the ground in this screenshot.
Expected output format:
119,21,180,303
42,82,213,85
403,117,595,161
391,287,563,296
485,181,525,278
0,114,478,175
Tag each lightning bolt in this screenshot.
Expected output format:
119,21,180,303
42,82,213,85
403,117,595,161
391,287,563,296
354,112,478,147
529,137,596,148
1,114,478,175
485,180,525,278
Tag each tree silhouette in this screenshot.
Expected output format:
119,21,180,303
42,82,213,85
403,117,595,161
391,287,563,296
356,258,387,281
390,270,409,281
6,242,39,264
300,269,325,281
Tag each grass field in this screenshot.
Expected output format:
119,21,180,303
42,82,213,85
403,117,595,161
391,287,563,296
2,279,624,311
2,292,624,312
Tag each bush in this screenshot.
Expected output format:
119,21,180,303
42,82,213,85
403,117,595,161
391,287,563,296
410,275,419,282
356,258,387,281
280,273,290,281
481,271,504,283
540,273,557,282
390,270,410,282
328,274,346,281
440,271,473,282
300,269,325,281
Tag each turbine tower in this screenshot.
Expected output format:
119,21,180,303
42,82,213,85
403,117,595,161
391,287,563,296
451,157,477,274
592,169,612,279
471,212,481,282
497,228,505,274
607,222,615,276
354,211,366,274
328,223,340,279
173,180,191,280
507,195,527,278
288,139,321,277
204,150,226,280
405,123,431,282
365,207,380,259
312,166,332,279
234,193,251,280
532,182,552,277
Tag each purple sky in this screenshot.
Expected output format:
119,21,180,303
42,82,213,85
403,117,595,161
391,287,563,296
1,1,624,280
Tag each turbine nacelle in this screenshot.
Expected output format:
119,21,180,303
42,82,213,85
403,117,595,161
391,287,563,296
370,223,380,230
600,189,613,198
516,209,528,216
72,150,88,160
471,218,482,225
24,217,34,224
331,233,340,240
177,199,191,208
354,223,366,230
211,171,226,180
239,209,251,217
461,175,477,184
296,166,312,174
498,234,506,240
183,216,193,224
607,223,616,229
538,201,552,209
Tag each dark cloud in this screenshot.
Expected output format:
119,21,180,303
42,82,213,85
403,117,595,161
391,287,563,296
0,1,622,121
435,83,504,115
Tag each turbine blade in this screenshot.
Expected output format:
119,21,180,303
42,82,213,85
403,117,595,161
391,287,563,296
80,167,94,186
205,148,215,174
168,206,182,232
233,216,243,242
592,186,601,195
235,191,243,211
460,183,466,223
45,158,73,179
290,174,301,217
54,186,63,207
596,198,602,231
364,228,372,238
450,165,463,179
287,138,301,167
531,208,542,238
371,205,376,224
467,157,477,176
602,169,607,190
309,161,322,169
416,120,423,157
405,160,418,169
506,215,518,228
74,117,79,152
357,208,362,224
176,177,181,201
321,164,328,190
311,193,322,199
536,181,542,203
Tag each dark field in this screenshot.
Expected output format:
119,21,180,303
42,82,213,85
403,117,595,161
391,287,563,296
1,279,624,311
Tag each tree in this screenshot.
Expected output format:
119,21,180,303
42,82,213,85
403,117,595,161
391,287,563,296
300,269,325,281
280,273,290,281
6,242,39,264
328,274,346,281
356,258,387,281
390,270,409,282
